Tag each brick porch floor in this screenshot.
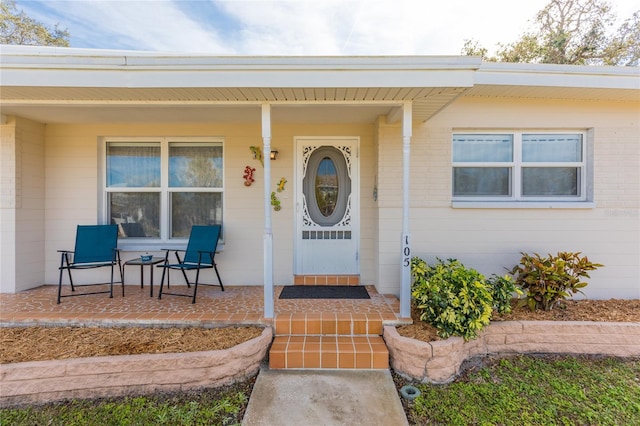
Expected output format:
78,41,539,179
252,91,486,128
0,284,407,327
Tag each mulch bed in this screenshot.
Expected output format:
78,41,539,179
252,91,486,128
493,298,640,322
0,326,263,364
396,299,640,343
2,299,639,364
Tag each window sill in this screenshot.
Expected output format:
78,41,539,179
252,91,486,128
451,201,596,209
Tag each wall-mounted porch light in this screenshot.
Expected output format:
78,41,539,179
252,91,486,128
270,150,279,160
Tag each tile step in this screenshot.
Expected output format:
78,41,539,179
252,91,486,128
293,275,359,286
269,335,389,369
274,312,383,336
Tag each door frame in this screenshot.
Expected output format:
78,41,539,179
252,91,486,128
293,136,360,275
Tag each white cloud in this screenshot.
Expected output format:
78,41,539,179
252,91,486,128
217,1,359,54
14,0,640,55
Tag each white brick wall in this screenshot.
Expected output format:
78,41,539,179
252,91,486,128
375,97,639,299
0,118,17,292
0,117,46,293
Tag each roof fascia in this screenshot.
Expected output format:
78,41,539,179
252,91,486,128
476,62,640,90
0,45,482,69
1,68,477,89
0,45,481,89
3,45,636,94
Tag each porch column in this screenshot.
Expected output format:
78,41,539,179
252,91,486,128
262,104,275,318
400,102,412,319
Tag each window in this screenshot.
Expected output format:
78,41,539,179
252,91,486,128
452,132,586,202
104,137,223,243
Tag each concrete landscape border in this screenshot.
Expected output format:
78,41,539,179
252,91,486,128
3,322,640,406
1,328,272,407
384,321,640,383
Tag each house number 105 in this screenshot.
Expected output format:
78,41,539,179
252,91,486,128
402,235,410,267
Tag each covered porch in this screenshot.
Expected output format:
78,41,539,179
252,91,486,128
0,46,482,321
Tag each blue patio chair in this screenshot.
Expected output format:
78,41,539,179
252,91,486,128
57,224,123,304
157,225,224,304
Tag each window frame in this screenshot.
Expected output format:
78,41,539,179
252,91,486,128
100,136,224,250
452,131,590,205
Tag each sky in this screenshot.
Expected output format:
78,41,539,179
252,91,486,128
13,0,640,56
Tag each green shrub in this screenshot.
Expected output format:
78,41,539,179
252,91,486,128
486,274,521,314
411,257,493,341
509,251,603,311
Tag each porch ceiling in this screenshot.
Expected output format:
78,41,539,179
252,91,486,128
0,86,468,124
4,81,635,125
0,103,397,124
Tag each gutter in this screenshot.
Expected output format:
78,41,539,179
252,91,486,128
476,61,640,90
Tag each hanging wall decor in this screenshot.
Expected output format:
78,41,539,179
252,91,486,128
250,146,263,166
243,166,256,186
271,177,287,211
277,177,287,193
271,191,281,211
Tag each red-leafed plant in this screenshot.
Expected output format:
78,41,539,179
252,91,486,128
509,252,603,311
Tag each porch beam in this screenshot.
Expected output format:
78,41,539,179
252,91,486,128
386,106,403,124
0,99,409,106
400,101,412,319
262,103,274,319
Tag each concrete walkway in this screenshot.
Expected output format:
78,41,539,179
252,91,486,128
242,368,409,426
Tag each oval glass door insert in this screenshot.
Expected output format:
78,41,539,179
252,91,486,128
302,146,351,227
316,157,338,217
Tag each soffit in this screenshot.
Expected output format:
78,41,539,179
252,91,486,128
0,86,467,123
0,86,458,103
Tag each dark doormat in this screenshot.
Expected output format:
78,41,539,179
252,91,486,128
279,285,370,300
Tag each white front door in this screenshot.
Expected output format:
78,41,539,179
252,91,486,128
295,137,359,275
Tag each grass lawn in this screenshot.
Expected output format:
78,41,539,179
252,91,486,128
2,356,639,425
0,376,254,426
401,355,640,426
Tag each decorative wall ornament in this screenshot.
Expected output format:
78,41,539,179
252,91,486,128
271,192,281,211
243,166,256,186
250,146,263,166
277,177,287,193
